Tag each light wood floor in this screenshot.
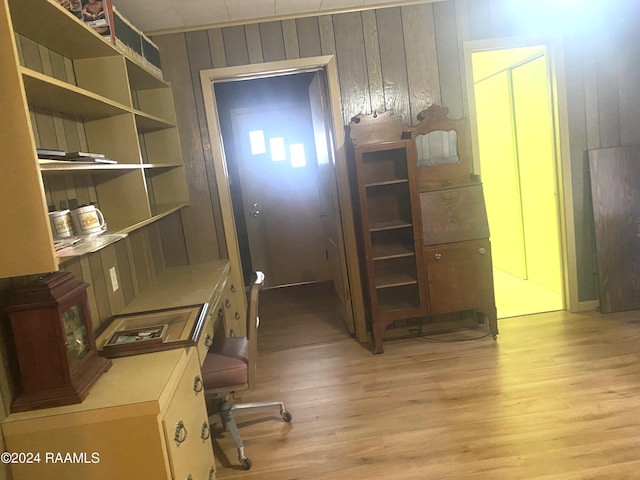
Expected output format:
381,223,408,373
213,284,640,479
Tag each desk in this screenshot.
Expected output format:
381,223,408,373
2,260,230,480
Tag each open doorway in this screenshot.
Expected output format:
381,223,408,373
215,74,330,288
467,44,565,319
200,57,368,343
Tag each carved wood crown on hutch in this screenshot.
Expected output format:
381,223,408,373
348,105,475,191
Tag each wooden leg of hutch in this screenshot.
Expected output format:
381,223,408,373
372,321,387,354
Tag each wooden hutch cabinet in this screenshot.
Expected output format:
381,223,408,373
349,114,428,353
349,107,498,353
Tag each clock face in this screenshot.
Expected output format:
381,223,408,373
62,304,91,368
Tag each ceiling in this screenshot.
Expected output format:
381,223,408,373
112,0,440,35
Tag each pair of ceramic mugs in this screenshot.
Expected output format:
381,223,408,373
49,205,107,239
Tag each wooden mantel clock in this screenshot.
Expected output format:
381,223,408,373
8,271,111,412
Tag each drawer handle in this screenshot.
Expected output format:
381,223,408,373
231,284,236,293
193,375,203,394
225,299,231,308
478,247,486,255
208,466,216,480
204,333,213,348
201,421,211,441
174,420,188,445
235,312,240,320
434,253,442,260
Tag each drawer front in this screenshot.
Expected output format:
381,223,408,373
223,272,244,337
163,349,215,480
196,307,216,367
424,238,494,315
420,184,489,245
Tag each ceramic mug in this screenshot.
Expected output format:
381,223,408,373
48,209,74,239
70,205,107,236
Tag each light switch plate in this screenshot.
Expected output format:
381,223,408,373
109,267,119,292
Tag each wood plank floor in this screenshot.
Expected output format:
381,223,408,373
213,284,640,479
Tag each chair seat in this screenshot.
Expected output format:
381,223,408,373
211,336,249,362
202,353,247,387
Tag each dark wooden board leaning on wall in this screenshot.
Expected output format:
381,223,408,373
588,146,640,313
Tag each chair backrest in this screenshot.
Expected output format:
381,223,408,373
246,271,264,388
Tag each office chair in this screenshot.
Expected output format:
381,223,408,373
201,271,292,470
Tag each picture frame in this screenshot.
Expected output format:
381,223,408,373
97,303,209,358
104,324,168,350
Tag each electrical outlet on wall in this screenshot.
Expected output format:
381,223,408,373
109,267,119,292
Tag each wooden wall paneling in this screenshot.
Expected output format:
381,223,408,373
18,35,41,72
158,211,189,267
99,245,126,316
453,0,471,115
128,229,151,295
318,15,336,55
184,29,224,260
43,175,67,210
147,223,166,278
376,8,411,123
142,228,158,281
124,237,140,297
260,21,286,62
245,24,264,64
49,50,67,81
333,12,370,125
282,19,300,59
14,31,23,65
207,28,227,68
433,0,464,118
361,10,385,114
62,117,83,152
222,26,250,66
595,42,621,148
583,49,600,150
114,239,136,306
52,115,68,151
402,3,440,123
74,173,96,206
296,17,322,58
155,33,219,264
75,119,88,151
617,42,640,146
62,174,77,208
29,111,39,145
563,37,598,302
64,56,76,84
38,45,52,75
34,110,57,149
85,253,112,329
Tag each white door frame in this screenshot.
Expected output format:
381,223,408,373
200,55,368,341
463,37,597,313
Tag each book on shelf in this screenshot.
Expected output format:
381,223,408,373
39,158,117,165
65,151,105,159
37,148,66,159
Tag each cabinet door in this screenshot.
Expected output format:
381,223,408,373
424,239,494,316
162,349,215,480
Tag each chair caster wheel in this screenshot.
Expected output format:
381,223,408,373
282,410,292,423
241,457,252,470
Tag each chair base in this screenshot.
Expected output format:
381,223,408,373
209,398,292,470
